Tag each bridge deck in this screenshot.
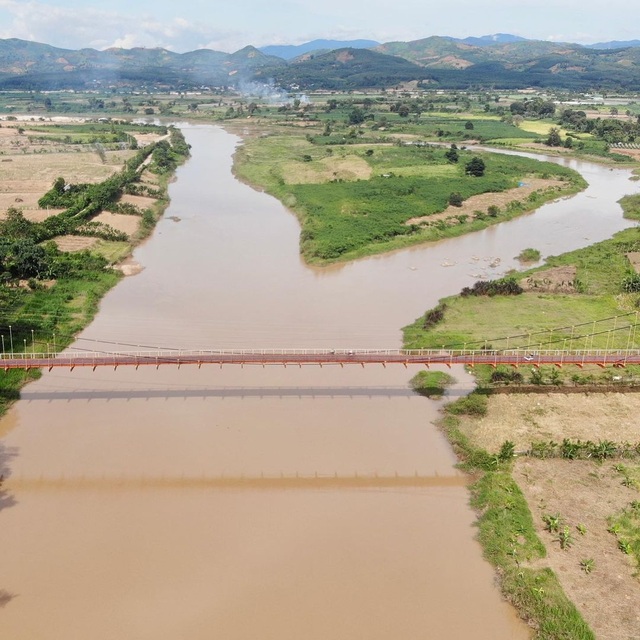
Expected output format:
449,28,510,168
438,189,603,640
2,348,640,370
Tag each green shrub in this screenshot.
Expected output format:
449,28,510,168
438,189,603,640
517,248,541,262
445,393,488,417
410,370,455,397
422,302,447,329
448,191,463,207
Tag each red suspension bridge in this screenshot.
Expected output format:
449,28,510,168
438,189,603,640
2,311,640,371
2,347,640,371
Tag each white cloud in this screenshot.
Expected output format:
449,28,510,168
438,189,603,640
109,34,147,50
0,0,242,51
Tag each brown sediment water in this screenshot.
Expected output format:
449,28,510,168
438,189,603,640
0,124,637,638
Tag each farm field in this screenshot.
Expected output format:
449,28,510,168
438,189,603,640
0,116,189,416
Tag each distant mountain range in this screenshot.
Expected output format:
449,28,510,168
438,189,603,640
259,39,380,60
1,34,640,91
447,34,528,47
587,39,640,49
0,38,285,89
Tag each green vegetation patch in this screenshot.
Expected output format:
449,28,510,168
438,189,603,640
517,247,542,263
235,133,583,263
608,493,640,577
487,137,542,146
0,266,120,417
293,170,513,260
410,370,455,397
409,116,540,142
404,227,640,354
445,392,489,417
404,293,624,351
619,193,640,221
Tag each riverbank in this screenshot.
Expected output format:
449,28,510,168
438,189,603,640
438,397,595,638
0,120,190,417
405,199,640,636
437,390,640,639
404,225,640,387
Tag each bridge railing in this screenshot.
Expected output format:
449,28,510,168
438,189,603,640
2,347,640,364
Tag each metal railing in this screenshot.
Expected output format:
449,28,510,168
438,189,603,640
2,347,640,370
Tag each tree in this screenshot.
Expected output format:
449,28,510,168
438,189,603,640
545,127,562,147
464,120,474,130
53,177,66,195
0,207,34,240
444,147,459,163
538,101,556,117
0,238,48,279
348,107,365,125
465,157,485,177
397,104,410,117
448,192,463,207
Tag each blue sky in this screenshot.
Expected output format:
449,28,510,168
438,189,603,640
0,0,636,52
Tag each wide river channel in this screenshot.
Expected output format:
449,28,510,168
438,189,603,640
0,124,638,639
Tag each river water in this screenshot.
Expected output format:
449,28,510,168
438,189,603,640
0,125,637,639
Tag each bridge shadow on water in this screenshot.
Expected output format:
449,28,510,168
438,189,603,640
8,473,467,491
0,443,19,607
0,442,18,513
18,385,474,402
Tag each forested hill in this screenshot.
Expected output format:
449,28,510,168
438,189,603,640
259,49,427,90
1,36,640,91
0,39,284,89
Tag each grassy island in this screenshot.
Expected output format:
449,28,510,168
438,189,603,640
234,133,586,264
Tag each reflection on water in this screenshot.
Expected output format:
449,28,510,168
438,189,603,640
19,384,421,400
1,124,637,638
8,474,468,490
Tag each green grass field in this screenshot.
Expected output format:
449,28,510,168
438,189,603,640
404,227,640,352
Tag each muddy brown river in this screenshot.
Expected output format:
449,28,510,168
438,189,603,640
0,124,637,638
